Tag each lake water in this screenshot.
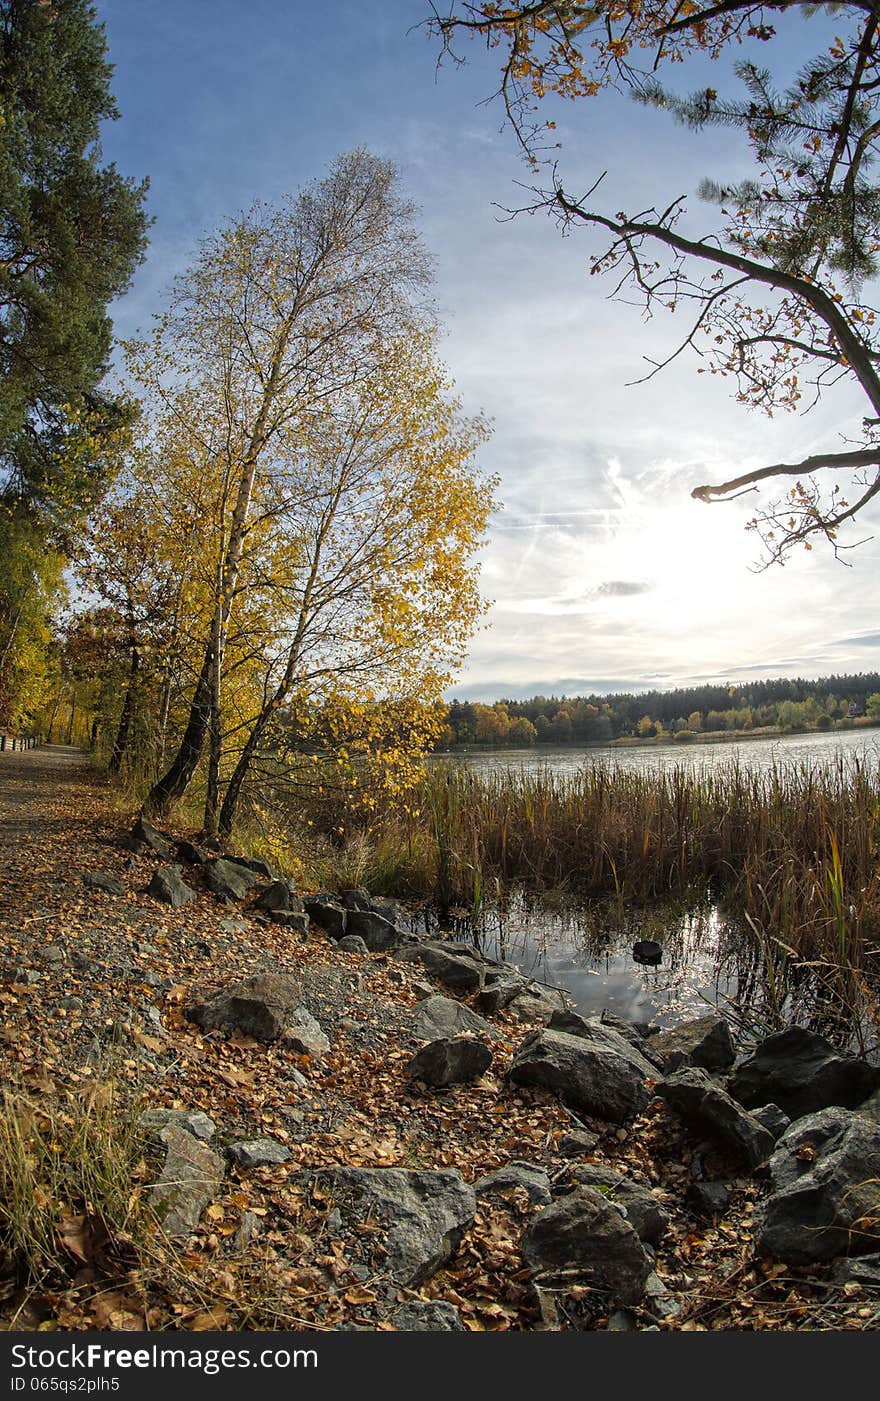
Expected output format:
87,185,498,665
426,727,880,1047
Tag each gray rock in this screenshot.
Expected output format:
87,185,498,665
751,1103,792,1141
606,1310,636,1331
147,864,196,908
686,1181,731,1217
391,1300,465,1331
478,968,526,1014
205,858,260,901
507,1026,655,1124
657,1067,774,1169
226,855,275,880
406,1035,492,1087
254,879,302,914
309,1167,476,1286
280,1007,330,1058
82,871,124,896
567,1166,668,1245
340,888,372,912
269,910,310,934
185,972,303,1043
509,984,569,1022
346,909,405,952
36,944,66,966
176,840,209,866
475,1161,552,1206
131,816,174,859
149,1124,224,1238
229,1138,292,1168
397,941,485,993
336,935,370,955
556,1129,600,1157
649,1016,736,1073
549,1009,664,1069
831,1254,880,1286
729,1026,880,1121
521,1186,652,1307
303,895,347,940
138,1109,217,1142
412,994,500,1043
756,1107,880,1263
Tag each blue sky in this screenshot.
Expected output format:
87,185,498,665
95,1,880,701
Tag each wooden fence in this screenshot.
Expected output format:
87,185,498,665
0,733,38,751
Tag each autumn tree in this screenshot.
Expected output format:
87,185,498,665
137,150,433,820
432,2,880,563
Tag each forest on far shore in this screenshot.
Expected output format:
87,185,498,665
438,673,880,748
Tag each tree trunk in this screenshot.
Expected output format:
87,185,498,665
144,644,214,816
109,644,139,774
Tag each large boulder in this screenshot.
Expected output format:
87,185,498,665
130,816,174,859
280,1006,330,1058
147,864,196,908
186,972,306,1043
148,1123,224,1238
657,1067,774,1169
475,1161,552,1207
405,1036,492,1087
345,909,406,952
549,1008,663,1069
254,879,302,915
82,871,124,896
478,967,527,1014
307,1168,476,1287
567,1166,669,1246
412,994,500,1043
648,1015,736,1073
205,858,261,901
397,941,485,994
507,1026,655,1124
303,895,347,940
729,1026,880,1121
521,1186,653,1307
756,1107,880,1263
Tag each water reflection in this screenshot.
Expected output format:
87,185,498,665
412,892,880,1056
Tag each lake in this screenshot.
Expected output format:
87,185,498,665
424,726,880,1047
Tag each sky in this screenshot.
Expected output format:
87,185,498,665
94,0,880,702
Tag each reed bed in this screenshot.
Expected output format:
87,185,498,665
283,755,880,986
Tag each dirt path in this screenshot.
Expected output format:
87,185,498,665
0,744,93,843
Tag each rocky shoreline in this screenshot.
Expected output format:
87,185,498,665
2,759,880,1332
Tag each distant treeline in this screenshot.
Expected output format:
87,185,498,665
437,673,880,748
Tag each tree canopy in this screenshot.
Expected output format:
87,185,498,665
432,2,880,564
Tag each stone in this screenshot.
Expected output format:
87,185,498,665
478,968,526,1014
303,895,347,940
229,1138,292,1168
686,1181,731,1217
269,910,310,934
632,939,662,965
475,1161,552,1207
205,858,260,901
556,1129,601,1157
185,972,304,1043
521,1186,653,1307
657,1067,774,1169
254,879,302,914
336,935,370,955
411,994,500,1043
82,871,124,896
507,1026,655,1124
606,1310,636,1331
340,888,372,912
729,1026,880,1121
391,1300,465,1331
149,1123,224,1238
567,1166,669,1246
756,1106,880,1263
406,1035,492,1087
346,909,405,952
279,1007,330,1058
549,1009,664,1069
648,1015,736,1073
397,941,485,994
751,1103,792,1141
36,944,66,966
176,840,209,866
509,984,569,1021
147,865,196,908
138,1109,217,1142
308,1167,476,1287
226,855,275,879
131,816,174,859
831,1254,880,1287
